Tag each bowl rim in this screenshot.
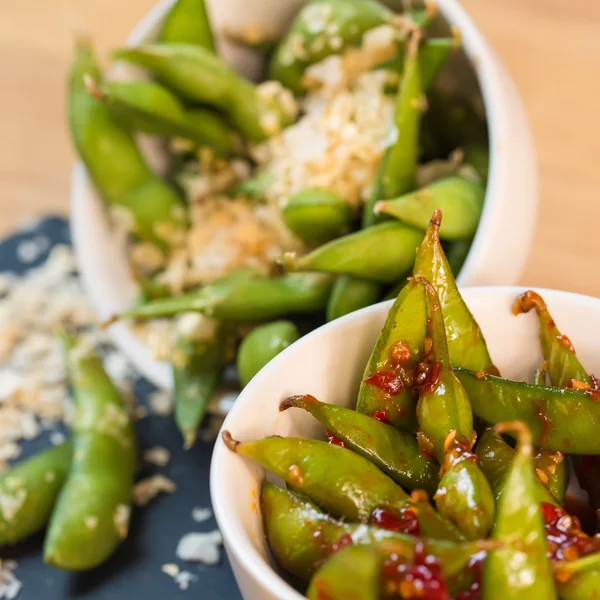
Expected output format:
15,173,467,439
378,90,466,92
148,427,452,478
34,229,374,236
210,284,600,599
70,0,530,391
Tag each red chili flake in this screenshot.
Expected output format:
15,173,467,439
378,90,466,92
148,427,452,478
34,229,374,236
541,502,600,561
325,429,346,448
370,507,420,536
372,410,391,424
454,551,486,600
591,374,600,390
364,371,404,395
329,533,353,554
413,362,442,394
390,341,413,365
548,319,556,328
585,388,600,403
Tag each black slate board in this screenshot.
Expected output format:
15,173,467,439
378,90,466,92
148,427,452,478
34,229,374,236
0,217,242,600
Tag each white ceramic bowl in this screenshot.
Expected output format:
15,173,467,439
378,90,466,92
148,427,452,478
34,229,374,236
71,0,538,390
210,287,600,599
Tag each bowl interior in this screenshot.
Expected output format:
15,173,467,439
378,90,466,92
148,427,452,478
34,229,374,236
211,287,600,599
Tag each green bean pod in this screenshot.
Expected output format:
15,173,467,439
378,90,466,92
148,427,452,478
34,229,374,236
281,222,423,284
455,369,600,454
0,442,72,547
113,270,332,323
326,276,382,322
307,545,381,600
482,422,556,600
280,394,439,494
268,0,394,94
224,433,460,540
113,44,295,142
375,175,485,240
69,40,186,248
159,0,216,51
44,334,136,571
261,482,482,582
236,320,300,387
356,279,427,430
88,78,240,155
414,210,497,373
282,188,353,243
173,329,228,448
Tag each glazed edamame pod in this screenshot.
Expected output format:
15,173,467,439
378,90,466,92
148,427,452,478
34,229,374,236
416,277,495,540
475,428,558,506
375,175,485,240
87,78,240,155
261,483,482,581
280,394,439,494
455,369,600,454
281,222,423,284
224,433,460,540
0,442,72,547
159,0,216,51
173,328,228,448
482,422,556,600
44,334,136,571
414,210,497,373
113,44,296,142
268,0,394,94
308,544,381,600
326,276,382,322
112,270,332,323
236,320,300,387
534,449,567,505
282,188,353,243
69,40,187,249
556,553,600,600
356,279,427,430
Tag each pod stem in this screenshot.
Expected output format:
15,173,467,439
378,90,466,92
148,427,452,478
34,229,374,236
279,394,317,412
512,290,546,317
221,430,240,452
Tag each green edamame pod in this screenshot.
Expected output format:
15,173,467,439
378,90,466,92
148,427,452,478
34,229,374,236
475,428,558,506
173,328,228,448
356,279,426,430
159,0,216,51
0,442,72,547
463,142,490,182
269,0,394,94
87,78,239,155
261,482,481,582
224,432,460,540
281,222,423,284
534,449,567,505
455,369,600,454
44,334,136,571
414,210,497,373
556,554,600,600
113,44,295,142
326,276,382,322
283,188,353,243
482,422,556,600
237,320,300,387
281,394,438,494
113,270,332,323
307,544,381,600
375,175,485,240
444,239,472,277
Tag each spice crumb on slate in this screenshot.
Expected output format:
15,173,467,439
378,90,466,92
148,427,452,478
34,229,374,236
191,507,212,523
0,560,21,600
176,530,223,565
143,446,171,467
133,474,177,506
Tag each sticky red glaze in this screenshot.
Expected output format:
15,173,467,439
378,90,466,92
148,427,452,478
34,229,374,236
364,371,404,395
548,319,556,328
534,403,551,445
372,410,391,424
454,551,486,600
370,507,420,536
591,374,600,390
329,533,354,554
541,502,600,561
382,541,449,600
313,580,334,600
325,429,346,447
414,362,442,394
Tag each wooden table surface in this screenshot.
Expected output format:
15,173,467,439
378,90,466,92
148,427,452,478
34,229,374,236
2,0,599,295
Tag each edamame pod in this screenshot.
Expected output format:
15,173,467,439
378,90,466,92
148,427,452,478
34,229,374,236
0,442,72,547
44,334,136,571
283,188,353,243
281,394,438,494
556,554,600,600
159,0,216,51
113,44,296,142
88,78,240,155
326,276,382,322
375,175,485,240
281,222,423,284
237,320,300,387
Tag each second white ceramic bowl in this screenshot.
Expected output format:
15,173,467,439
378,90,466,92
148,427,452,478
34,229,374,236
210,286,600,599
71,0,538,390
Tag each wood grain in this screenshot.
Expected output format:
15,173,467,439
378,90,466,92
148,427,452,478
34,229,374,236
1,0,599,295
